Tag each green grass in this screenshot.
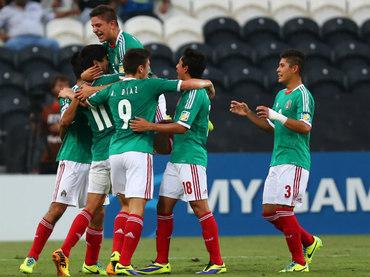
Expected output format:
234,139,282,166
1,235,370,276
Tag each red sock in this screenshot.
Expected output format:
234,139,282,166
28,218,54,260
119,214,144,266
155,213,174,264
299,225,314,247
85,227,103,266
199,212,223,265
112,211,129,253
61,209,92,257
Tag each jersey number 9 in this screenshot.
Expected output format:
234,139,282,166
118,99,132,129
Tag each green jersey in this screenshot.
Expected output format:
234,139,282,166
270,84,314,170
87,78,181,155
170,89,210,167
56,85,92,163
103,31,143,74
81,74,121,161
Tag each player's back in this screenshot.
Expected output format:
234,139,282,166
171,88,210,167
57,85,92,164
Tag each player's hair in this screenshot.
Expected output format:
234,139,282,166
89,5,118,24
70,52,83,79
181,48,206,78
70,44,107,78
280,49,305,76
50,74,69,89
123,48,150,75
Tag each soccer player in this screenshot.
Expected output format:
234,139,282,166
82,48,216,275
19,54,97,275
129,48,226,275
230,49,322,272
52,44,122,276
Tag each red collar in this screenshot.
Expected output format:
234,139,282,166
285,89,292,95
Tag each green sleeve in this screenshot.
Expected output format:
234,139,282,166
59,98,71,116
296,89,314,125
87,86,111,107
174,89,205,129
148,78,181,95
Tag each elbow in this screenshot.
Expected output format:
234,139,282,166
301,125,311,134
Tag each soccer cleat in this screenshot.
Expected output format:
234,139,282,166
304,236,323,264
279,261,309,272
137,262,171,275
106,251,120,275
82,262,108,275
19,257,37,274
115,263,140,276
196,262,227,275
52,249,70,277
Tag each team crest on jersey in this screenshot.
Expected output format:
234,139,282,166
179,111,190,121
285,100,292,110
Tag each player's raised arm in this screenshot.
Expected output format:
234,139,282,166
59,97,79,139
230,100,274,133
130,117,187,134
180,79,215,99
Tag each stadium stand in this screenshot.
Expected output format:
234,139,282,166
2,0,370,171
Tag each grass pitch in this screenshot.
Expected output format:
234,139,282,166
1,235,370,276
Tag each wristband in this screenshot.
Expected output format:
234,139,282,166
268,108,287,124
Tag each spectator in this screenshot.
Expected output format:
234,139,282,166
41,0,80,18
117,0,170,22
39,75,70,174
0,0,69,51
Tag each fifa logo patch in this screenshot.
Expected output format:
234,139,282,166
302,113,311,121
285,100,292,110
179,111,190,121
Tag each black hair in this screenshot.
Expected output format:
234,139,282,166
70,44,107,78
280,49,305,76
89,4,118,24
50,74,70,89
123,48,150,75
181,48,206,78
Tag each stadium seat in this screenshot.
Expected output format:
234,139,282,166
270,0,309,25
151,63,177,80
164,15,203,52
161,0,192,18
192,0,230,26
213,42,254,72
282,17,320,45
346,66,370,96
360,19,370,44
0,71,26,94
294,40,333,71
230,0,269,26
175,43,213,64
0,90,29,116
333,41,370,73
124,16,164,45
26,69,59,98
16,46,56,75
242,17,281,46
321,17,359,46
46,18,84,47
144,43,174,74
203,17,242,46
57,44,84,83
0,47,16,72
305,66,346,100
202,66,228,93
256,40,290,72
309,0,347,25
348,0,370,26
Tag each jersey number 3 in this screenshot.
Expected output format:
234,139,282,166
118,99,132,129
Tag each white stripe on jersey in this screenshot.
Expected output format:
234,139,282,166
185,90,196,109
298,85,309,113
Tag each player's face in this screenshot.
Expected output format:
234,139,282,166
276,58,295,84
95,56,109,74
52,80,69,97
91,16,116,43
176,58,187,80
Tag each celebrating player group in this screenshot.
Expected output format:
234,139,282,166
19,4,322,277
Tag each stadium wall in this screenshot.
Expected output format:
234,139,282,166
1,152,369,241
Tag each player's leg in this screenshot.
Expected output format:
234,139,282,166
180,163,225,275
115,152,153,275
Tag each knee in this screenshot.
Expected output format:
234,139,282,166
190,202,210,218
45,203,67,224
90,207,105,229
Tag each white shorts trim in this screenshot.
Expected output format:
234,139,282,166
159,162,208,202
262,164,309,207
110,151,153,199
88,159,111,195
52,160,90,208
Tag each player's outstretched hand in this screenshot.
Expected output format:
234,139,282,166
81,65,103,82
75,84,96,101
130,117,152,132
59,87,74,100
256,105,269,119
230,100,251,116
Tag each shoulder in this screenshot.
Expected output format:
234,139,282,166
296,85,314,102
123,32,143,46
